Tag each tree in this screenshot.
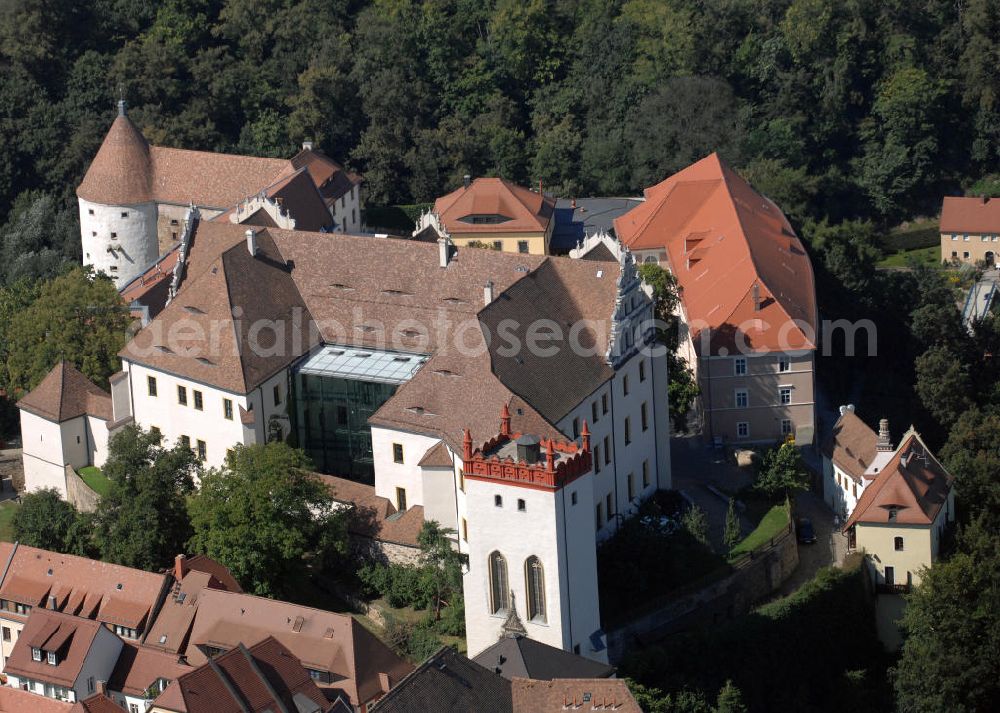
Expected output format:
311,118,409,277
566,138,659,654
715,680,748,713
187,442,346,597
416,520,467,631
11,488,91,555
914,346,974,428
892,518,1000,713
723,499,741,552
681,505,710,548
754,444,809,500
940,407,1000,527
93,425,198,570
5,267,131,395
625,679,713,713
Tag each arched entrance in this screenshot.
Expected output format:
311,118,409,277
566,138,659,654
986,251,995,266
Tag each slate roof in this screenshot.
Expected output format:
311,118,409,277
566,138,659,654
5,609,107,687
17,362,112,423
472,634,614,681
510,678,641,713
940,195,1000,234
184,588,412,706
433,178,555,235
551,197,643,254
370,647,513,713
615,153,817,355
0,542,168,632
822,410,879,483
844,430,954,530
150,636,332,713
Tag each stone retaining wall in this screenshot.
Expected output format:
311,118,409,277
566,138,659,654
65,466,100,513
606,523,799,663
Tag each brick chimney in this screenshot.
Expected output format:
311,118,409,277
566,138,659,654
174,554,188,581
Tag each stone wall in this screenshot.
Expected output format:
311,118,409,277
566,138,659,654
351,534,422,567
605,522,799,663
65,466,100,513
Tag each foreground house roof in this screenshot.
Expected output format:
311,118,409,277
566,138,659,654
4,609,107,687
614,152,817,355
151,636,338,713
319,473,425,547
0,542,168,632
510,678,642,713
370,647,513,713
0,687,73,713
71,695,121,713
472,633,614,681
433,177,555,234
290,147,361,206
940,195,1000,234
17,361,112,422
107,642,191,697
844,429,953,530
185,588,412,706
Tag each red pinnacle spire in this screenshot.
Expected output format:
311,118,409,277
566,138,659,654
545,439,556,471
463,428,473,460
580,420,591,453
500,403,511,437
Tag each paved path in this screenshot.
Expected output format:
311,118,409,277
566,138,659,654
671,436,754,554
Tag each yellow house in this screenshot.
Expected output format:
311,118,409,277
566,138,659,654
843,427,955,647
415,176,555,255
940,195,1000,264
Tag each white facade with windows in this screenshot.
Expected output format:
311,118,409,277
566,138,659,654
79,196,159,289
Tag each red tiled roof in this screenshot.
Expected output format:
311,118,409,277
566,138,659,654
940,195,1000,234
317,474,424,548
417,441,453,468
17,362,112,422
76,113,152,205
510,678,641,713
823,410,878,483
71,695,121,713
614,153,817,355
844,431,953,530
5,609,109,687
0,542,168,631
185,555,243,594
185,589,412,706
433,177,555,234
119,247,179,319
290,148,361,206
0,687,73,713
151,636,331,713
107,642,191,697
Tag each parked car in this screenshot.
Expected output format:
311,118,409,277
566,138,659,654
796,517,817,544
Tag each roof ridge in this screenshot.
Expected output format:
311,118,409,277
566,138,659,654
239,641,291,713
205,654,252,713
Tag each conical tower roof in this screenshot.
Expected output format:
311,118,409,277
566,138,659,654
77,102,152,205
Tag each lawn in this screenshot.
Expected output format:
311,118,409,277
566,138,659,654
728,503,790,561
0,500,20,541
78,466,112,497
877,245,941,268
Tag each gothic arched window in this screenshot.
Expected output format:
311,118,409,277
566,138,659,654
525,556,546,622
488,552,509,614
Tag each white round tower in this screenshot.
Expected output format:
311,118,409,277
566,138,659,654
77,100,158,289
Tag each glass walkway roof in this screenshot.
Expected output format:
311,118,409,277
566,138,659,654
296,345,428,385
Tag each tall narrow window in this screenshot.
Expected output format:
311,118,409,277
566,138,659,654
623,374,630,396
594,445,601,473
525,556,546,622
273,383,282,406
641,402,649,431
642,460,650,487
624,417,632,445
639,360,646,382
392,443,404,464
603,436,610,464
196,440,207,461
734,357,747,375
177,385,187,406
396,487,407,511
147,376,158,397
627,473,635,500
592,402,598,423
489,552,510,614
193,390,203,411
223,399,234,420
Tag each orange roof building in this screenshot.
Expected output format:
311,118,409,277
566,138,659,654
607,153,818,445
416,177,556,255
939,195,1000,264
843,428,954,589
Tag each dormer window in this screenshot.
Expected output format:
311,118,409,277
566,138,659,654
31,647,41,662
888,507,897,522
459,214,512,225
47,651,58,665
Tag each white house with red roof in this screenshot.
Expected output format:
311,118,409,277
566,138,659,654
608,153,818,445
940,194,1000,264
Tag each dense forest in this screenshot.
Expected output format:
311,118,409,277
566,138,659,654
2,0,1000,240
